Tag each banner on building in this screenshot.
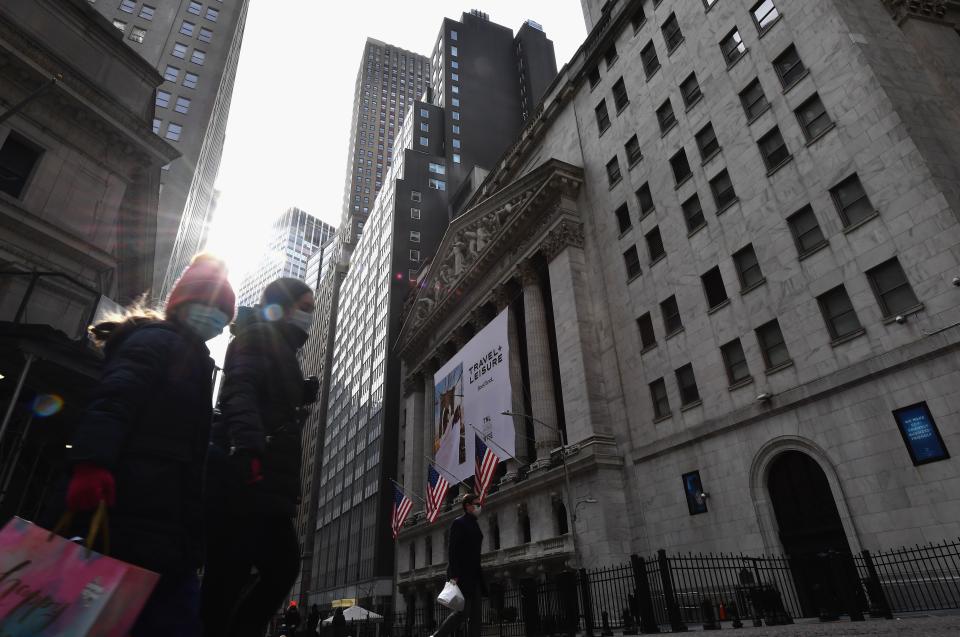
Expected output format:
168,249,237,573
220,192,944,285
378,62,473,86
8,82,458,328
433,310,514,482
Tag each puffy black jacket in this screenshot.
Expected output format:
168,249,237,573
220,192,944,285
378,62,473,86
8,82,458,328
447,514,485,596
213,315,307,517
69,320,214,576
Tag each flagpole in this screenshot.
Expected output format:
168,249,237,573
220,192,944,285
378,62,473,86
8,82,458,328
422,454,472,490
389,478,426,504
465,423,517,462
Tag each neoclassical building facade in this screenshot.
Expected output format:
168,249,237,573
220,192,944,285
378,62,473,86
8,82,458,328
392,0,960,616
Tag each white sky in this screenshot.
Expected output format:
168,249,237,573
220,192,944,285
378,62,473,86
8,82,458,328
204,1,587,287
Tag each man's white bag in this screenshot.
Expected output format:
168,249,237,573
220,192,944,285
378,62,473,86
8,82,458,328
437,579,465,611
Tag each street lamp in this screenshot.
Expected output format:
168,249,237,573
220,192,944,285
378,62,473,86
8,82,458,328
501,410,585,569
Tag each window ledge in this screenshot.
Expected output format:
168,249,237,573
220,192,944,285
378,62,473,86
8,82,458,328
746,104,772,125
628,156,644,169
674,174,693,190
667,39,686,56
765,154,795,177
645,65,661,80
881,303,924,325
638,208,655,221
804,123,836,147
589,82,600,93
653,413,672,424
830,328,866,348
756,16,783,39
640,343,658,355
707,299,731,315
726,50,749,71
728,377,754,391
660,121,678,138
608,176,622,190
649,253,666,267
740,278,767,295
781,70,810,95
665,327,685,341
634,22,647,35
618,228,633,240
701,148,722,166
841,211,880,235
797,240,830,261
684,95,703,113
616,102,630,115
627,271,643,284
687,222,707,238
764,360,794,376
598,125,610,138
715,197,740,216
607,55,620,68
680,399,703,412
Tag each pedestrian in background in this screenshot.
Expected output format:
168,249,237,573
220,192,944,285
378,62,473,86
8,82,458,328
201,277,318,637
307,605,321,637
431,494,486,637
65,254,235,637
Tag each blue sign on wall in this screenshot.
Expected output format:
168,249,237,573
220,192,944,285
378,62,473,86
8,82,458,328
893,402,949,466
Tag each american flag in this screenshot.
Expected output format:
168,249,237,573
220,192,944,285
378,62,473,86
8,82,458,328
426,464,450,524
475,433,501,505
391,483,413,540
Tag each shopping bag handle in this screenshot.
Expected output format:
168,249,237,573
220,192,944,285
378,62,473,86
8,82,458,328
51,500,112,555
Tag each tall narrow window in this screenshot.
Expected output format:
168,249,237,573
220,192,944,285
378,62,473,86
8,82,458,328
657,99,677,134
751,0,780,33
0,132,42,199
720,28,747,66
637,313,656,350
773,45,806,89
680,73,702,108
695,123,720,161
604,44,619,68
786,205,827,256
588,66,600,89
756,320,791,369
646,227,666,263
681,194,705,233
623,246,642,279
660,295,683,335
174,96,191,114
670,149,691,185
758,127,790,170
662,13,684,52
701,266,729,310
650,378,670,419
675,364,701,406
739,79,770,121
641,41,660,78
817,285,863,340
732,244,764,290
795,94,832,141
595,100,611,134
721,339,751,385
830,174,874,228
165,122,183,141
612,78,629,111
710,169,737,209
614,202,632,234
140,5,156,21
606,156,622,186
866,258,920,318
631,6,646,32
636,183,654,217
156,90,171,109
625,136,643,167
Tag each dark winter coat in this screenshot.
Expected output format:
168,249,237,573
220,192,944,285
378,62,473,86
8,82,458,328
69,320,214,576
447,513,486,596
211,315,308,517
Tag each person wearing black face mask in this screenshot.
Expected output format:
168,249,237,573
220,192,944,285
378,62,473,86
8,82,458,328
201,277,318,637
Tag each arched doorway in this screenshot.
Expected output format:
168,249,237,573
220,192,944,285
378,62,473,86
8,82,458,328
767,451,857,617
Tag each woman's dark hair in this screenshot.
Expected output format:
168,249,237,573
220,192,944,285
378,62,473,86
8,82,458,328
261,277,312,310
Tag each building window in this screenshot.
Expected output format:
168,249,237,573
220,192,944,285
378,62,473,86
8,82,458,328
720,28,747,66
174,96,191,114
165,122,183,141
198,27,213,43
451,125,460,133
625,135,642,166
818,285,862,340
0,132,42,199
660,295,683,335
420,107,429,117
646,227,665,263
139,4,155,20
428,162,445,174
604,43,618,68
156,90,171,108
612,77,629,111
188,1,202,15
420,122,429,132
451,139,461,149
710,169,737,209
756,319,790,369
606,156,622,186
656,99,676,134
830,174,874,228
411,191,421,202
739,78,769,121
450,46,458,57
733,244,764,290
751,0,780,33
758,127,790,170
128,26,147,42
180,21,195,37
191,49,206,65
410,231,421,243
419,136,428,146
721,339,751,385
409,250,421,261
680,73,702,108
452,111,460,121
650,378,670,419
641,41,660,78
410,207,421,219
451,85,459,94
172,42,188,58
183,72,198,89
450,30,458,41
636,183,654,217
428,178,445,190
163,65,180,82
119,0,136,13
453,153,461,163
588,66,600,89
773,45,806,89
867,258,920,318
787,205,827,256
153,118,161,134
675,364,700,406
631,6,646,32
205,7,219,21
623,246,642,279
595,100,611,134
701,266,729,310
662,13,684,52
695,123,720,161
614,202,631,234
682,194,705,233
637,312,656,350
670,149,691,185
112,19,128,32
795,94,832,141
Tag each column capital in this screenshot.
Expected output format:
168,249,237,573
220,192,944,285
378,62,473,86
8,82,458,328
517,259,540,286
883,0,947,22
403,372,423,396
540,219,585,262
490,284,512,311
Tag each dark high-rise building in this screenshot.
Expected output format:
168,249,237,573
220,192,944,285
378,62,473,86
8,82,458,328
294,11,557,611
88,0,250,296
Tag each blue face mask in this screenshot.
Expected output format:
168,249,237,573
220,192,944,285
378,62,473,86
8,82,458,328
181,304,228,341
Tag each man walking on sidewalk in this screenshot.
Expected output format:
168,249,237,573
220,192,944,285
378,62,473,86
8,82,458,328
432,494,485,637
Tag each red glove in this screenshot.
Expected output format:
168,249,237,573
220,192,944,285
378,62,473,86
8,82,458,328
247,456,263,485
66,463,116,512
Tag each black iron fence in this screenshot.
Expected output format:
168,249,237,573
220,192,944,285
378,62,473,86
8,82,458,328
373,538,960,636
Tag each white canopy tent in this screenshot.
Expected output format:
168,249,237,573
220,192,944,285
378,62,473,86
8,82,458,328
320,605,384,635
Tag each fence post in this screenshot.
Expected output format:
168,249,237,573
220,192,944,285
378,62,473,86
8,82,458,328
657,550,688,632
630,554,660,634
558,570,580,637
860,550,893,619
578,568,596,636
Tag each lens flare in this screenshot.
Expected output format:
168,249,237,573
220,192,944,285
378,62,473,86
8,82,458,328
261,303,284,321
32,394,64,417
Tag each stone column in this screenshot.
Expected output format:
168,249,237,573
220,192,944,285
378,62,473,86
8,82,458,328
493,285,529,483
542,217,611,443
403,372,425,502
519,261,559,470
421,362,436,490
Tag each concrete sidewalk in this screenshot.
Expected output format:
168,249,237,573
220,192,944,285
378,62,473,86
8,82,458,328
615,613,960,635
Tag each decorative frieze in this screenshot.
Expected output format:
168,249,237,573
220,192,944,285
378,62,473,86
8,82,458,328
540,219,586,262
883,0,948,21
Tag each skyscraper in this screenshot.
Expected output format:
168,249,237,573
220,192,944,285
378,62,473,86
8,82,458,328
295,11,557,611
88,0,251,297
237,207,335,308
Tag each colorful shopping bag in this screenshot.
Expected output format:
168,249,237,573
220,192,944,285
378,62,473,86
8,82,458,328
0,503,158,636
